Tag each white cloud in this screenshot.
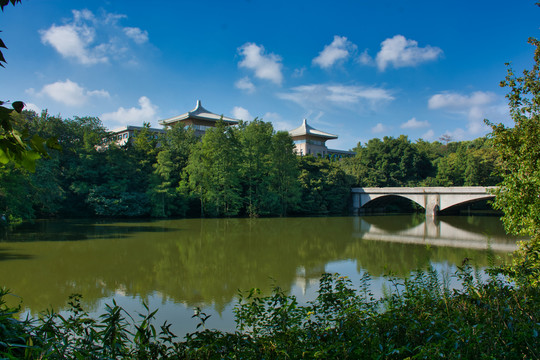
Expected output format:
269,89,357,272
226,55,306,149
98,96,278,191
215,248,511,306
40,9,149,65
443,128,468,142
235,77,255,93
260,112,294,131
292,67,306,78
278,84,394,109
428,91,494,110
312,35,357,69
372,123,387,133
123,27,149,44
39,79,110,106
232,106,253,121
238,43,283,85
40,23,106,65
24,103,42,113
357,50,373,65
376,35,442,71
428,91,505,136
401,117,429,129
421,129,435,140
101,96,157,126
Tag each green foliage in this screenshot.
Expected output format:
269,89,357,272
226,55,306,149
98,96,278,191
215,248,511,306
185,120,243,217
269,131,301,216
341,135,500,188
0,103,61,172
184,119,302,217
344,135,434,187
295,156,353,215
487,38,540,238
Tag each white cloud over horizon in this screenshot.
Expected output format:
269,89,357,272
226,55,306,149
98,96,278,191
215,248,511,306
35,79,110,106
428,91,503,135
232,106,253,121
238,43,283,85
24,103,42,114
375,35,442,71
101,96,157,127
421,129,435,140
278,83,394,109
372,123,388,133
312,35,357,69
40,9,149,65
401,117,429,129
235,77,256,93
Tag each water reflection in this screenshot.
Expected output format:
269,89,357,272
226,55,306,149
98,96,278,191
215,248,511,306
0,216,520,327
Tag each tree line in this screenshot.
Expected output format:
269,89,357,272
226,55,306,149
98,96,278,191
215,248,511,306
0,110,502,223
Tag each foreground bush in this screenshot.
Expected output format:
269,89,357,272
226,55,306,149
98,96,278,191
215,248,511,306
1,260,539,359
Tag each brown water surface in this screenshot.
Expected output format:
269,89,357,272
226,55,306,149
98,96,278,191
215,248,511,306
0,215,520,335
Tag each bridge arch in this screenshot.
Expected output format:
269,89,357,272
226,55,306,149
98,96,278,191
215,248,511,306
361,194,427,212
352,187,495,217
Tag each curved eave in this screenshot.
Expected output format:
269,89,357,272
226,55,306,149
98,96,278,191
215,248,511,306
159,114,239,126
289,130,338,140
288,118,338,140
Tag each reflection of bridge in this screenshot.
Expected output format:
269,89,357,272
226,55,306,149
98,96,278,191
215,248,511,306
353,217,517,252
351,187,495,217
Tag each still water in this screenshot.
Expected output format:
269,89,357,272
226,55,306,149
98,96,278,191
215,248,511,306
0,215,521,336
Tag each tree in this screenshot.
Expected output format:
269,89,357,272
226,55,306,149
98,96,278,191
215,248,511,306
487,36,540,287
185,120,242,217
268,131,300,216
487,37,540,238
238,119,277,217
149,124,197,217
344,135,433,187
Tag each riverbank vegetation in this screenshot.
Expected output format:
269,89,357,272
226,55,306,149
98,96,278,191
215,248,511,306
0,110,502,224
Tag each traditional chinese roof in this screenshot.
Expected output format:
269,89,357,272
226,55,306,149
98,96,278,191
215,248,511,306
289,119,338,140
110,125,165,134
158,100,239,126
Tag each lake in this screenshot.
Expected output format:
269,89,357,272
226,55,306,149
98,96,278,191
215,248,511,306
0,215,521,337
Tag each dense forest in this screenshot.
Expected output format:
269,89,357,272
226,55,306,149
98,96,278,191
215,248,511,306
0,110,501,223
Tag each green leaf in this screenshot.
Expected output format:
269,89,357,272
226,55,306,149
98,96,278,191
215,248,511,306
0,147,9,164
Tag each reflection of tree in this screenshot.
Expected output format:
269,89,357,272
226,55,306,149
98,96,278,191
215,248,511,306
0,216,516,315
346,240,512,276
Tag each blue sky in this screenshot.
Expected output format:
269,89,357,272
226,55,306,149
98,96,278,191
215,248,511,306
1,0,539,150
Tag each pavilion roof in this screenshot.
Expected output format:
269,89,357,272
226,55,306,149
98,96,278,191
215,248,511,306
289,119,338,140
159,100,239,126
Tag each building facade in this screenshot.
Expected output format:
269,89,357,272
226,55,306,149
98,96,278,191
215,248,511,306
105,125,165,147
289,119,355,158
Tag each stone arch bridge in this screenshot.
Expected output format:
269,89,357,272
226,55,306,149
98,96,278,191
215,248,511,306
351,187,495,217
